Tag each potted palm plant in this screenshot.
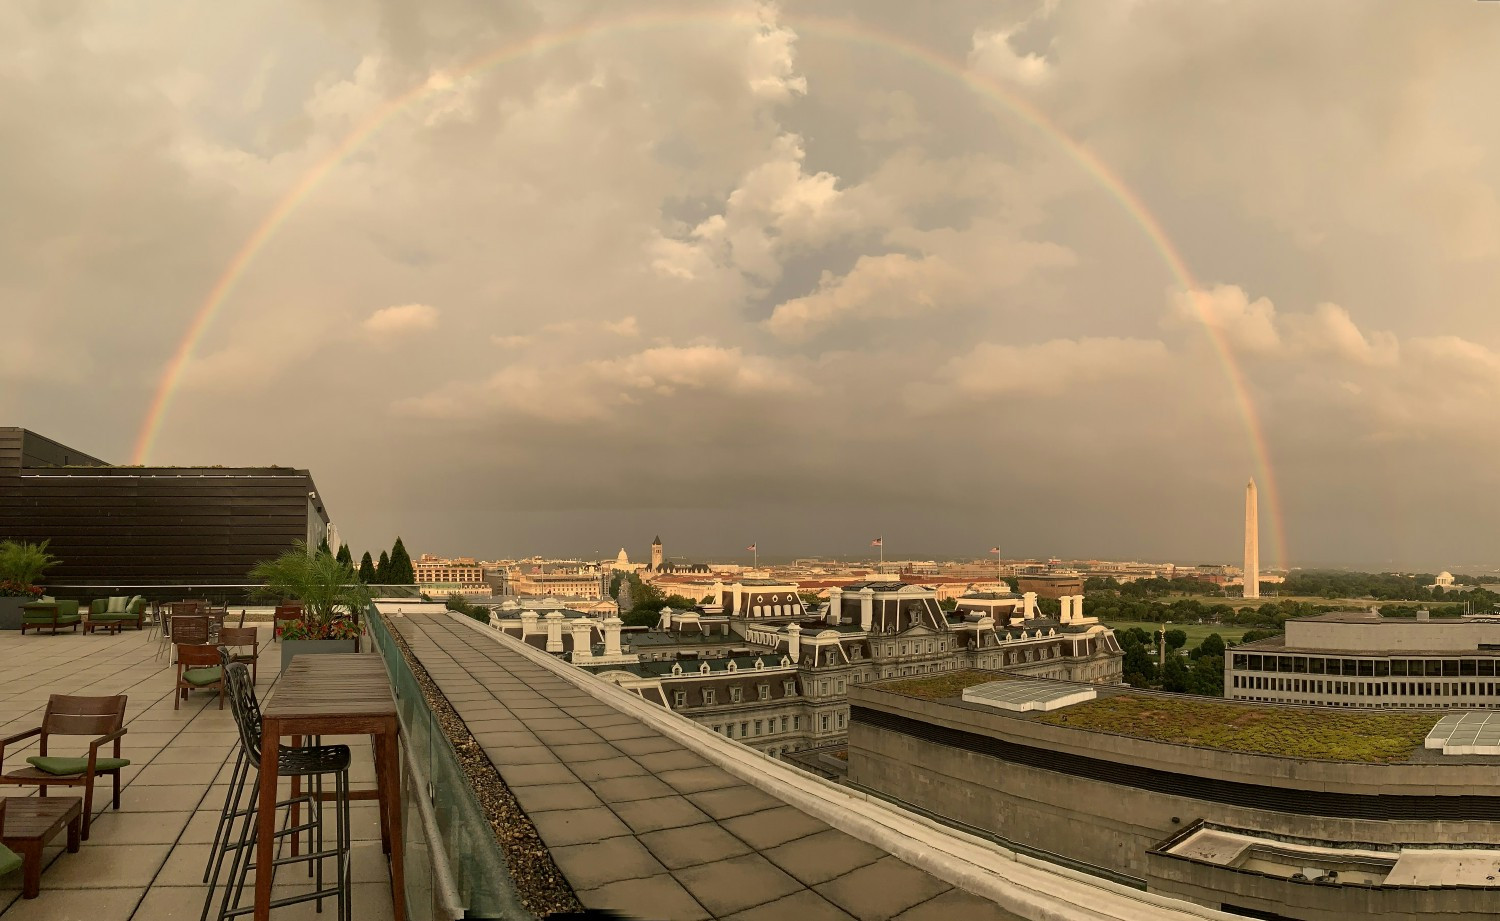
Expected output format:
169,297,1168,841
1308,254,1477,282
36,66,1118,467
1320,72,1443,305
250,541,372,671
0,540,59,630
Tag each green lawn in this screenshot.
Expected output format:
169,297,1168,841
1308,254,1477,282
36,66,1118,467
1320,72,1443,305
1033,695,1437,763
1104,622,1250,649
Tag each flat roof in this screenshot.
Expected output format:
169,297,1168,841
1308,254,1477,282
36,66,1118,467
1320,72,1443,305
1426,711,1500,755
961,679,1097,712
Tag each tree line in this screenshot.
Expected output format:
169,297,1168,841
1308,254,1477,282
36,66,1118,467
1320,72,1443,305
316,535,417,585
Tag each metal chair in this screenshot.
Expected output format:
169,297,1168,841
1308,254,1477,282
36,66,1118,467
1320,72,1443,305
209,662,351,921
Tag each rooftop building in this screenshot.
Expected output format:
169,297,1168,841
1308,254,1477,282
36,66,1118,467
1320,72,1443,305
848,671,1500,921
0,427,332,602
1226,609,1500,709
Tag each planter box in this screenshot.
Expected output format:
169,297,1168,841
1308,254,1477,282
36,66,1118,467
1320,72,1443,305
0,597,30,631
281,638,360,672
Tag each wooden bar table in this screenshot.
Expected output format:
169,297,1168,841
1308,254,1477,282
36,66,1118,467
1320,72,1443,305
255,654,405,921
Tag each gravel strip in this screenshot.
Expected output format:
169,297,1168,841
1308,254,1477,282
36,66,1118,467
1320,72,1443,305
388,621,584,917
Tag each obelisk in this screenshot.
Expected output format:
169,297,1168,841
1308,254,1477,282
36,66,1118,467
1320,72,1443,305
1244,478,1260,599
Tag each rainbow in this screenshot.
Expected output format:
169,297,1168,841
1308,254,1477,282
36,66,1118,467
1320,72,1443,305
132,9,1288,569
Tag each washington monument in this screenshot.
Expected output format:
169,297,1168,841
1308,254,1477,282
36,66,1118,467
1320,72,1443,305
1244,478,1260,599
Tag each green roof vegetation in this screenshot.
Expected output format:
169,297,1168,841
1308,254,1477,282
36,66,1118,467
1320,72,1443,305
1033,695,1440,763
879,670,1008,700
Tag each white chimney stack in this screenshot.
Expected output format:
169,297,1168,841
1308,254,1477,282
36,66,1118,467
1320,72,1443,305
604,616,623,657
731,582,743,615
1023,591,1038,619
787,622,801,663
1072,594,1086,623
520,610,538,637
828,586,843,623
859,586,876,632
570,621,592,659
1058,596,1071,622
544,611,565,653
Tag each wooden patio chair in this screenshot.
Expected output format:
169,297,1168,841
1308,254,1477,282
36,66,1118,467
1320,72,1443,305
0,694,129,841
217,627,261,685
273,603,304,642
174,643,225,710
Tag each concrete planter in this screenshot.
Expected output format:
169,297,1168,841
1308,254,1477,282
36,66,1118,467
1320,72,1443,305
280,638,359,672
0,597,30,630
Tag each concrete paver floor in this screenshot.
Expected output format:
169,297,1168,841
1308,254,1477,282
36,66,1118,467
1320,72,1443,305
0,627,395,921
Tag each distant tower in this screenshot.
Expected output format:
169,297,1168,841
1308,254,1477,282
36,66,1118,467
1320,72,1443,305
651,535,663,572
1244,478,1261,600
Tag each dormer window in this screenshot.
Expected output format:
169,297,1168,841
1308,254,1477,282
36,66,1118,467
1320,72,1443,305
758,684,770,700
674,691,687,708
783,680,796,696
703,689,716,705
730,686,743,703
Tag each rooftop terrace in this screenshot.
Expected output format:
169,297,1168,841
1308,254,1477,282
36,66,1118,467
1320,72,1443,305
0,627,396,921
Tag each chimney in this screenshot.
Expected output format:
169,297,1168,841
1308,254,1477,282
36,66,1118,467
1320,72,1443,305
828,586,844,624
713,578,724,605
859,586,876,632
604,616,623,657
1059,595,1072,623
1023,592,1038,619
1072,594,1087,623
787,622,801,663
570,621,592,660
544,611,565,653
731,582,743,615
520,610,538,637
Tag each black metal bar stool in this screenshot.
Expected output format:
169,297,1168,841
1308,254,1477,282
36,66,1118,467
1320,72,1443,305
206,661,353,921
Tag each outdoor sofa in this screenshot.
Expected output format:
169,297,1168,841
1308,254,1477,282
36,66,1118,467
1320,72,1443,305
19,601,82,635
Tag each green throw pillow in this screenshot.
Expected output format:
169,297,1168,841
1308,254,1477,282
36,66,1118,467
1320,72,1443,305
26,755,131,775
107,596,127,614
0,843,21,877
182,666,223,687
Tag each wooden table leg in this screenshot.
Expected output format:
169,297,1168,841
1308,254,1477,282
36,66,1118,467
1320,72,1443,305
66,813,81,853
254,716,281,921
19,841,39,899
375,723,406,921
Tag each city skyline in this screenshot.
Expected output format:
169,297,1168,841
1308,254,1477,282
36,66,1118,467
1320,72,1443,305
7,2,1500,570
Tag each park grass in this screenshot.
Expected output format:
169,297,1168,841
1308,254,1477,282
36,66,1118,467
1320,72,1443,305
879,670,1009,700
1033,695,1438,763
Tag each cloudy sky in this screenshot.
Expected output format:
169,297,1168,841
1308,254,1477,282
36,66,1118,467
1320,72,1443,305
5,0,1500,570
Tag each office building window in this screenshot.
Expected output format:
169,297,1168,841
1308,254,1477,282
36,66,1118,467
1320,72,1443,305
780,716,788,732
758,684,770,701
820,715,829,731
703,689,716,705
674,691,687,708
754,720,763,735
730,687,743,703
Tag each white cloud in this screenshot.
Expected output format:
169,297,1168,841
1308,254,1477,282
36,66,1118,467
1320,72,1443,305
766,253,971,342
363,303,439,338
1170,285,1281,353
921,336,1168,402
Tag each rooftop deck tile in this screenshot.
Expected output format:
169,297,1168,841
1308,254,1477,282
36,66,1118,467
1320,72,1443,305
671,852,805,916
813,856,953,921
638,823,753,869
575,875,711,921
722,889,858,921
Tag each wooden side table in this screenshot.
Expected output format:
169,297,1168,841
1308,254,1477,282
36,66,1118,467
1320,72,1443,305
0,797,83,898
85,619,123,636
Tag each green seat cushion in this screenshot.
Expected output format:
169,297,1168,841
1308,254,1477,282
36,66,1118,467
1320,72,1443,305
0,843,21,877
25,755,131,775
56,614,82,624
182,666,223,687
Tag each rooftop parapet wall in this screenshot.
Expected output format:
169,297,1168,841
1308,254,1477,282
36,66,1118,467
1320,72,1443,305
848,684,1500,797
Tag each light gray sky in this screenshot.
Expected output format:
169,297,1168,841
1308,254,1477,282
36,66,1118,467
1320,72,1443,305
5,0,1500,570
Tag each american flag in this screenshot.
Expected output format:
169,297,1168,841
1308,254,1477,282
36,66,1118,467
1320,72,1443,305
989,547,1000,554
746,544,756,551
870,537,883,547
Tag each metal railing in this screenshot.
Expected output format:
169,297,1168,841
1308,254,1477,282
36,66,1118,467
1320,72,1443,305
365,607,530,920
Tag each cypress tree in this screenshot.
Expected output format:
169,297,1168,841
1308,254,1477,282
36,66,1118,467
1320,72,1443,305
386,537,416,585
317,536,332,557
335,544,353,569
376,550,390,584
358,552,376,583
